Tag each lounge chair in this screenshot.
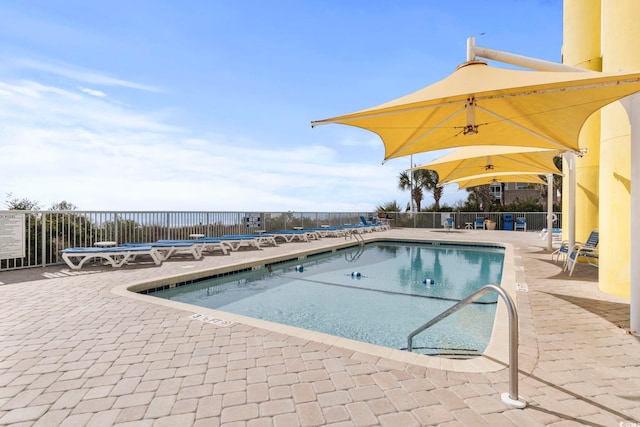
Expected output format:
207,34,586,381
564,230,599,275
552,229,598,266
514,217,527,231
307,227,345,238
474,217,485,230
185,238,229,255
123,241,204,261
360,216,387,232
271,230,312,242
61,245,162,270
222,234,277,248
220,235,262,251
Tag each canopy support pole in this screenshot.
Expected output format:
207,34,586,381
467,37,588,72
468,36,639,335
620,94,640,336
565,153,577,254
547,174,554,251
467,36,581,263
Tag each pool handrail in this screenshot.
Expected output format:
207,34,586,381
406,284,526,409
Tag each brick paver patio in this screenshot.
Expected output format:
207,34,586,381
0,229,638,426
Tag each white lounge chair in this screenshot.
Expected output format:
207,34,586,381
360,216,387,232
61,246,162,270
271,230,311,242
189,238,229,255
126,241,204,261
220,235,262,251
223,234,277,248
308,227,346,238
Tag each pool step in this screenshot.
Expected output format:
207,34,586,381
404,347,480,360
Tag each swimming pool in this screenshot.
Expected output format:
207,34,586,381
149,241,505,358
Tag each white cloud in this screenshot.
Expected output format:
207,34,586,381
0,78,405,212
79,87,107,97
10,57,161,92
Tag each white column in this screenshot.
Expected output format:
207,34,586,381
565,152,577,253
620,93,640,335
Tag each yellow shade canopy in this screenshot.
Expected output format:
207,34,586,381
312,61,640,161
445,172,547,189
412,145,560,183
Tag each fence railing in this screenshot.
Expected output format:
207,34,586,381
0,210,560,271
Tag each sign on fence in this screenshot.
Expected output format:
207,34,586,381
245,215,261,228
0,213,25,259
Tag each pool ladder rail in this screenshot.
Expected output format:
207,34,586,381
344,229,365,245
406,284,526,409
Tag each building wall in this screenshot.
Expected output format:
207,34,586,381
562,0,601,243
563,0,639,298
598,0,640,298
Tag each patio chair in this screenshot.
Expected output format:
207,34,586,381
443,216,454,231
474,217,485,230
559,230,600,275
566,245,599,276
514,217,527,231
61,245,162,270
551,229,598,266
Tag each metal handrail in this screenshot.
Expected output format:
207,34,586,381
345,229,365,245
407,284,526,408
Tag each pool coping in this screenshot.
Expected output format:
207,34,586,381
112,236,516,374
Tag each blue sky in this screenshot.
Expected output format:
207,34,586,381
0,0,562,212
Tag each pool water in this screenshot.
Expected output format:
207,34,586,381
151,242,504,357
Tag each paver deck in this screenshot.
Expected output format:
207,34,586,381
0,229,638,426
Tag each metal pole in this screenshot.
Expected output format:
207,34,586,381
406,284,525,408
565,153,577,253
467,37,588,72
547,174,554,251
621,94,640,335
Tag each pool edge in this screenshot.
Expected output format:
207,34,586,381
111,237,515,374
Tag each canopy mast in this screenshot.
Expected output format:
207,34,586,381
467,36,640,336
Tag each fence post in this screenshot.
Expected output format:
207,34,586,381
41,212,46,268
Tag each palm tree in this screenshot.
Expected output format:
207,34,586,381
398,169,442,212
398,171,423,212
465,184,493,212
376,200,402,212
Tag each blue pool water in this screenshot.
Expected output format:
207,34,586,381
150,242,504,357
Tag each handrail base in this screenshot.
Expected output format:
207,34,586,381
501,392,526,409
